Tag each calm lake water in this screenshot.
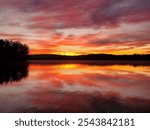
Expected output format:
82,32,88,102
0,61,150,113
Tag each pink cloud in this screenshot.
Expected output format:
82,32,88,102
1,0,148,29
0,0,149,54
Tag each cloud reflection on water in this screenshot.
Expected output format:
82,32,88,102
0,62,150,112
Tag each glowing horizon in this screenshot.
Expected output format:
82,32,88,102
0,0,150,55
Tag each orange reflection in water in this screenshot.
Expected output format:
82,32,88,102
0,62,150,112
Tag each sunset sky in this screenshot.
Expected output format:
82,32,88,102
0,0,150,55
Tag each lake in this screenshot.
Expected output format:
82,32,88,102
0,60,150,113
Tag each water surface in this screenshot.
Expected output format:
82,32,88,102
0,61,150,112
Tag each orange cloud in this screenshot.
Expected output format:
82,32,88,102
0,0,149,55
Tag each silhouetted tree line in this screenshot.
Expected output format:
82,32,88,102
0,39,29,61
0,63,29,84
29,54,150,61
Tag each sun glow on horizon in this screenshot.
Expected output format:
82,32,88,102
52,52,81,56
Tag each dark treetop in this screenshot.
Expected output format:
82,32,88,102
0,39,29,61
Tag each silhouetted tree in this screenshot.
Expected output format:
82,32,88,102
0,39,29,61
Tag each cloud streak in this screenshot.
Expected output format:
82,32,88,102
0,0,150,54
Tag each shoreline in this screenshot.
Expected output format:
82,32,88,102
27,60,150,66
0,60,150,66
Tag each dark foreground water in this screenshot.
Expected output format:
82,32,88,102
0,60,150,113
